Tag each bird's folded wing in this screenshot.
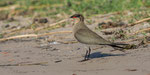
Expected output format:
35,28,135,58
74,29,110,45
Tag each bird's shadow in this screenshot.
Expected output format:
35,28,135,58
89,52,125,59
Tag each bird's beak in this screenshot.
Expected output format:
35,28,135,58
70,16,73,18
70,16,77,22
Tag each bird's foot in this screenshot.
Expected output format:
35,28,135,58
79,47,91,62
78,58,90,62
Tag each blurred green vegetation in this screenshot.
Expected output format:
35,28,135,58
0,0,150,17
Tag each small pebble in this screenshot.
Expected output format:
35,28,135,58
126,69,137,71
55,60,62,63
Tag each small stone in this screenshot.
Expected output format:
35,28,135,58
4,24,10,28
126,69,137,71
33,18,48,23
55,60,62,63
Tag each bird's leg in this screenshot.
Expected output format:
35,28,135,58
84,50,88,60
83,47,91,61
79,50,89,62
87,47,91,59
79,46,91,62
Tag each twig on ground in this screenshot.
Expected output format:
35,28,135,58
101,26,122,32
0,5,19,11
35,19,68,31
57,40,77,44
101,17,150,32
0,31,72,42
2,19,68,37
38,31,72,37
0,34,37,42
0,62,48,66
127,17,150,27
123,34,150,43
131,27,150,35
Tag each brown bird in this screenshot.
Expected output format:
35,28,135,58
70,14,128,61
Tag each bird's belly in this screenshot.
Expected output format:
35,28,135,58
76,37,100,45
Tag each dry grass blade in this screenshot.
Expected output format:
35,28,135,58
1,19,68,37
38,31,72,37
132,27,150,35
3,24,62,37
101,26,122,32
0,4,19,11
0,31,72,42
2,28,23,34
35,19,68,31
127,17,150,27
4,29,35,38
101,17,150,32
57,40,77,44
123,34,150,43
0,34,37,41
123,37,141,43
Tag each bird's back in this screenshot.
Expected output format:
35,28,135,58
73,22,111,45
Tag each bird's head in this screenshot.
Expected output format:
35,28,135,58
70,14,84,21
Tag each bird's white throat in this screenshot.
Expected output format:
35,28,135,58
72,18,80,25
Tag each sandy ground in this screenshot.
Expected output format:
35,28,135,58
0,16,150,75
0,38,150,75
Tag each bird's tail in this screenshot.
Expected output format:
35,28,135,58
109,43,129,52
99,43,129,52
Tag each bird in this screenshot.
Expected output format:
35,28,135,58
70,14,128,61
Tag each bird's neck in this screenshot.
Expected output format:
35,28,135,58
79,16,84,21
73,21,87,33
